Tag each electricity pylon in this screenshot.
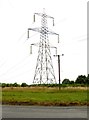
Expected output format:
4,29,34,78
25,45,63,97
27,9,59,84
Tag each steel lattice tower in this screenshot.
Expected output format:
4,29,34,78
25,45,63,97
28,9,59,84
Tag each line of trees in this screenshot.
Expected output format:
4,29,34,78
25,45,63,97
62,74,89,85
0,82,28,88
0,74,89,88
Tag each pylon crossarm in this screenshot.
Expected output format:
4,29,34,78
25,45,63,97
28,27,58,35
34,13,54,19
28,27,41,33
31,44,57,48
28,27,59,40
31,43,39,47
48,31,59,43
50,46,57,49
47,30,58,35
34,13,43,16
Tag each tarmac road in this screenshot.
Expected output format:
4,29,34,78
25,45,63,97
2,105,87,118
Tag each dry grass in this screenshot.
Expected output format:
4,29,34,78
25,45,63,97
2,87,88,106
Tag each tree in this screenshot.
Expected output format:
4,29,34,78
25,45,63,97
6,83,10,87
2,83,6,88
62,79,70,84
21,83,28,87
85,74,89,84
75,75,86,84
69,81,74,84
13,82,19,87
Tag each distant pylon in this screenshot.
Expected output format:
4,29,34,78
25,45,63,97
28,9,59,84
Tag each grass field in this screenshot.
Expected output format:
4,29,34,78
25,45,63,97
1,87,89,106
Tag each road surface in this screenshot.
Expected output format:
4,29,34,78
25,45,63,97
2,105,87,118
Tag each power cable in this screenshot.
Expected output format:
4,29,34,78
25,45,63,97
0,55,30,78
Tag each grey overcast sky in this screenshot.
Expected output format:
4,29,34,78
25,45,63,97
0,0,87,84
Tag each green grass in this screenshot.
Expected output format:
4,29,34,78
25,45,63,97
2,87,88,106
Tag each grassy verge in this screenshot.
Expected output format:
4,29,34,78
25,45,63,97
2,87,88,106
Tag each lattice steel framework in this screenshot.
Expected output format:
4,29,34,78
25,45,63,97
28,9,59,84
